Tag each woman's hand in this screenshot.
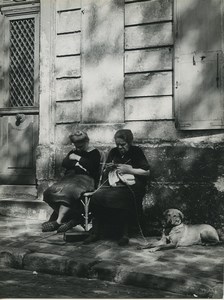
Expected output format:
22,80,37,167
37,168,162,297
117,164,150,177
69,153,81,161
116,164,133,174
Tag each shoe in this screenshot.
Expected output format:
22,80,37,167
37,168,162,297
57,219,76,233
117,236,129,246
42,221,61,232
83,234,99,244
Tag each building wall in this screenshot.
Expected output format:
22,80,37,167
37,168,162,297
37,0,224,227
53,0,175,145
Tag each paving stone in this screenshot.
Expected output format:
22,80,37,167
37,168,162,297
0,246,31,268
0,215,223,298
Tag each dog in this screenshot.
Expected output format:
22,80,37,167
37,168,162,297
138,208,220,252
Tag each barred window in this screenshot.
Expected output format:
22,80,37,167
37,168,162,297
9,18,35,107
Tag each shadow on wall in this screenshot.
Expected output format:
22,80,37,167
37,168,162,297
81,0,224,139
143,143,224,229
44,0,224,229
1,1,223,226
174,0,224,139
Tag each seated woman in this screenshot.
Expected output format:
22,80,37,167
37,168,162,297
85,129,150,246
42,130,101,233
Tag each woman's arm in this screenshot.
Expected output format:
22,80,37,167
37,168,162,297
62,151,78,169
116,164,150,177
68,149,101,174
117,146,150,177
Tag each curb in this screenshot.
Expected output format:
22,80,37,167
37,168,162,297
0,247,223,298
92,261,223,298
0,247,31,269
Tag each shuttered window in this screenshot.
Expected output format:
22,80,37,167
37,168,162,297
174,0,224,130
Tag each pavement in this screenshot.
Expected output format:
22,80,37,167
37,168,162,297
0,214,223,299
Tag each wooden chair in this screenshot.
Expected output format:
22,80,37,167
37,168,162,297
80,151,107,231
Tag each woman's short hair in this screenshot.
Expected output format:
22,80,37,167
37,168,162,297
69,130,89,144
114,129,133,145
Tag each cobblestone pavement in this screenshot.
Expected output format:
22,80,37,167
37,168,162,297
0,268,187,298
0,216,223,299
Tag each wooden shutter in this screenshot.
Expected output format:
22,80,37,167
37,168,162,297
174,0,224,129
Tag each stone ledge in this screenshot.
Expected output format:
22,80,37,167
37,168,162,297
0,199,51,221
0,247,31,269
1,246,222,299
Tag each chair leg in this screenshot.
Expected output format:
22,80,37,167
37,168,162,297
82,196,91,231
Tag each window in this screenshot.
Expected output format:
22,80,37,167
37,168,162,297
0,3,39,109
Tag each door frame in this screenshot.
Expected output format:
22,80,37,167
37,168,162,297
0,1,40,197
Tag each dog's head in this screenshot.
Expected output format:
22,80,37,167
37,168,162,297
163,209,184,227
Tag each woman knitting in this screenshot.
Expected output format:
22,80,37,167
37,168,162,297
42,130,101,233
85,129,150,246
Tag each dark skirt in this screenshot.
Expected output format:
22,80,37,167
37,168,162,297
90,183,146,237
43,173,95,209
91,182,145,211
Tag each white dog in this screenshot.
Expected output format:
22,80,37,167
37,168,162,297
138,209,220,252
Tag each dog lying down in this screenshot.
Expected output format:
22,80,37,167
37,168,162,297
138,208,221,252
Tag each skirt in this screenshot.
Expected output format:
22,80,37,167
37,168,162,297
43,173,95,210
91,182,145,211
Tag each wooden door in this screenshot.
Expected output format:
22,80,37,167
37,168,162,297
0,3,39,186
174,0,224,129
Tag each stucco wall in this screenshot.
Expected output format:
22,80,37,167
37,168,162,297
36,134,224,228
36,0,224,228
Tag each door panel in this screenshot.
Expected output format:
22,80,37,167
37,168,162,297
175,0,224,129
0,114,38,184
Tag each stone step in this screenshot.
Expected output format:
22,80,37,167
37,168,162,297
0,198,51,221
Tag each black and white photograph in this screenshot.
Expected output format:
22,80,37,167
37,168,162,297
0,0,223,298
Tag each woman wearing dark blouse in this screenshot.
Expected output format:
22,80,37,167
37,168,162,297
85,129,150,246
42,131,101,233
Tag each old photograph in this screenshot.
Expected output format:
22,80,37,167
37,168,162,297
0,0,223,298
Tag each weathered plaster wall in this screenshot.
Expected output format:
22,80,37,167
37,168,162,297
81,0,124,123
48,133,224,228
36,0,224,228
142,138,224,230
55,0,81,124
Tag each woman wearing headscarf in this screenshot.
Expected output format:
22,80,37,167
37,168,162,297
85,129,150,246
42,130,101,233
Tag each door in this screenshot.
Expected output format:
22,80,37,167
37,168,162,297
174,0,224,129
0,3,39,186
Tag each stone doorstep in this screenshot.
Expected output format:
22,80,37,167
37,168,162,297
0,246,223,299
0,199,52,221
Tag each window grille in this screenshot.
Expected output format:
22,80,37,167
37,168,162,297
9,18,35,107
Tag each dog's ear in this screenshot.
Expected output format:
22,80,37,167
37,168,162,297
178,210,184,220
